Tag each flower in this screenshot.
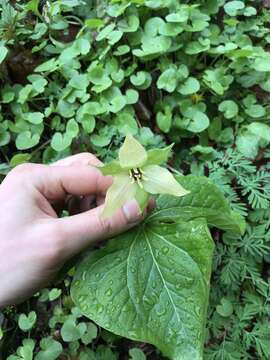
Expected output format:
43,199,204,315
100,134,190,218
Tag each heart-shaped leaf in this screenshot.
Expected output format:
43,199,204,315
16,131,40,150
71,176,245,360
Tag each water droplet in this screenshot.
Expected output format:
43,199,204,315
130,266,136,273
162,246,169,255
82,271,87,281
74,280,80,287
96,304,104,314
176,284,182,290
105,288,112,297
78,295,86,302
111,305,116,313
109,280,113,285
82,303,89,311
95,273,101,279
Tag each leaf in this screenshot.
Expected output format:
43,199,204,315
218,100,239,119
0,44,8,64
216,298,233,317
23,112,44,125
61,318,87,342
51,133,73,152
146,144,173,166
35,338,63,360
119,134,148,168
18,311,37,332
16,131,40,150
157,68,178,93
154,176,245,235
178,77,200,95
224,1,245,16
129,348,146,360
10,153,32,167
72,217,214,360
253,55,270,72
248,122,270,142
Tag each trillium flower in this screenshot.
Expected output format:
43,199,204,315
100,134,190,218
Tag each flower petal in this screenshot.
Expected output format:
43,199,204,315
99,161,127,176
101,175,138,218
142,165,190,196
135,187,150,212
119,134,148,169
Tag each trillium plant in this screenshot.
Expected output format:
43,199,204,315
99,134,189,218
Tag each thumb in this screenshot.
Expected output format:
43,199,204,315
54,199,145,258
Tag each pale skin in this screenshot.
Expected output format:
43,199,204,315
0,153,154,308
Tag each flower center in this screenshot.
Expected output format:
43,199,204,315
129,168,146,188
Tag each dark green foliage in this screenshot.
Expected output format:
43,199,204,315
1,0,270,359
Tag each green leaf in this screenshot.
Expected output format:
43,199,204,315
61,318,87,342
253,56,270,72
85,19,105,29
16,131,40,150
48,288,62,301
0,44,8,64
218,100,239,119
35,58,58,73
216,298,233,317
10,153,32,167
18,311,37,332
119,134,148,169
81,323,98,345
51,133,73,152
157,68,178,93
178,77,200,95
146,144,173,166
248,122,270,142
35,338,63,360
23,112,44,125
224,1,245,16
155,175,245,235
129,348,146,360
142,165,190,197
71,216,214,360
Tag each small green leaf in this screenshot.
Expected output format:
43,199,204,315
35,338,63,360
48,288,62,301
218,100,239,119
61,318,87,342
23,112,44,125
224,1,245,16
51,133,73,152
10,153,31,167
18,311,37,332
216,298,233,317
146,144,173,166
0,44,8,64
129,348,146,360
178,77,200,95
16,131,40,150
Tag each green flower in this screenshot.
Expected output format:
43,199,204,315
100,134,190,218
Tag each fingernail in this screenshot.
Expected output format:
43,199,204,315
123,200,142,224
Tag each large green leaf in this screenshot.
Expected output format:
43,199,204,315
71,175,245,359
153,175,245,235
72,218,214,360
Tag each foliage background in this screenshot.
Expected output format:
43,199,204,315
0,0,270,359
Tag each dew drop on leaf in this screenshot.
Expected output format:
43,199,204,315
105,288,112,297
162,246,169,254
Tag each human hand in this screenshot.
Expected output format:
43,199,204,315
0,153,154,308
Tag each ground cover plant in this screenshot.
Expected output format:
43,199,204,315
0,0,270,359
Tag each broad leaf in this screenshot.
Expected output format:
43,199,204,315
154,175,245,235
72,218,214,360
72,176,244,359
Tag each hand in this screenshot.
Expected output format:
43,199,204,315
0,153,154,308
